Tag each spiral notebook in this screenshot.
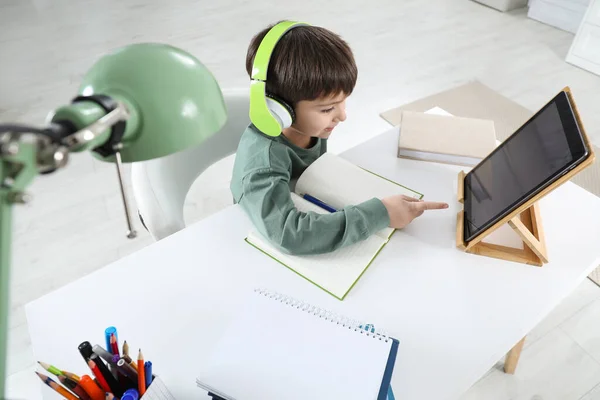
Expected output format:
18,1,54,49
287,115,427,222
196,289,399,400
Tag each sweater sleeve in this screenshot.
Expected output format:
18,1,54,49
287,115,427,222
239,164,390,255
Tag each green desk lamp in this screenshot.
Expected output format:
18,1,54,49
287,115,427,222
0,43,227,396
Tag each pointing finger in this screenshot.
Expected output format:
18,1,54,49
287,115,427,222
415,201,449,211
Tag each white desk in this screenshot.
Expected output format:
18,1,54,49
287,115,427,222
26,127,600,400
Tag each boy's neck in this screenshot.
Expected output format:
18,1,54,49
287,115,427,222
282,127,313,149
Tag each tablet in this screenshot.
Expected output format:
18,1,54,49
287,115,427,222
463,90,590,243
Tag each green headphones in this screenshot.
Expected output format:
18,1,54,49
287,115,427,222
249,20,309,137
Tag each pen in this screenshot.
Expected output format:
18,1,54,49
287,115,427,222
302,193,337,213
79,341,95,363
93,344,118,364
115,359,138,388
105,327,117,354
117,358,139,381
112,354,122,380
144,361,152,389
93,344,119,379
121,388,139,400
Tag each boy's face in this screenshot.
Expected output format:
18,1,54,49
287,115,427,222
289,92,348,140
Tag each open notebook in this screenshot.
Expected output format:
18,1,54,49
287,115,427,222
245,152,423,300
196,289,399,400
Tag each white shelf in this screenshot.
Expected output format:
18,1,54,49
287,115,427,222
566,0,600,75
528,0,591,33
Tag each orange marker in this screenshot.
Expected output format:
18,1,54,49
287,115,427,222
79,375,105,400
138,349,146,395
35,371,78,400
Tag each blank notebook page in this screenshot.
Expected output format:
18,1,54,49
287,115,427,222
196,290,394,400
246,230,386,300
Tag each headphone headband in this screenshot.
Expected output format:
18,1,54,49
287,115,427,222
251,21,308,82
249,21,309,137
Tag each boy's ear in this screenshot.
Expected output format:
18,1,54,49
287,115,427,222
265,92,296,126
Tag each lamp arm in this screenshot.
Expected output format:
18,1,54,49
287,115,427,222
0,184,11,398
0,100,130,397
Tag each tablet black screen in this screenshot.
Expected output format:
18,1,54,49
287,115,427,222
463,91,588,242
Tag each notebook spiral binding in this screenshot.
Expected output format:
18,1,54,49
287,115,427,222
254,288,390,342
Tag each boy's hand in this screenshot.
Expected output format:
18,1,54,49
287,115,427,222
381,195,449,229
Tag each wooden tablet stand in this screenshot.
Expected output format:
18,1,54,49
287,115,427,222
456,170,548,266
455,87,595,268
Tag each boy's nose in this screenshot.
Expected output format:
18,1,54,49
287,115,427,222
337,106,347,122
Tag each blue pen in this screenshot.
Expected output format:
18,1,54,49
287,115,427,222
302,194,337,213
105,326,117,354
145,361,153,389
121,388,140,400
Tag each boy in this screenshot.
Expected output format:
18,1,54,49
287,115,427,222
231,21,448,255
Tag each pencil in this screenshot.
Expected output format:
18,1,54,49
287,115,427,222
89,353,124,397
110,334,120,357
122,340,129,358
37,361,63,377
88,359,111,393
59,375,92,400
122,355,138,371
36,371,79,400
62,371,81,382
79,375,105,400
137,349,146,396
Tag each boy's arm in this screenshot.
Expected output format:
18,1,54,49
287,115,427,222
240,167,390,255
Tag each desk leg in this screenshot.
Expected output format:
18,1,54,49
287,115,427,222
504,336,526,374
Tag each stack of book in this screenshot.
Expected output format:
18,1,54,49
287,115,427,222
397,108,497,167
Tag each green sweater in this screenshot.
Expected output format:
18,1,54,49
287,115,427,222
230,124,390,255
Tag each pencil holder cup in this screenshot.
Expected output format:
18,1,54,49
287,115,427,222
138,376,176,399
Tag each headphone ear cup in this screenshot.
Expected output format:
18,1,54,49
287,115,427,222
265,93,295,130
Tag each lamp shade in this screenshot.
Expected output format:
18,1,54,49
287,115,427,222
73,43,227,162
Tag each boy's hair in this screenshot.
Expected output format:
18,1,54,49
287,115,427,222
245,21,357,105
